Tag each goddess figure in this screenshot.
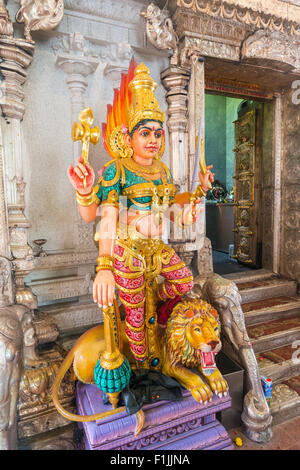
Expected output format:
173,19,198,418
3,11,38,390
67,60,214,369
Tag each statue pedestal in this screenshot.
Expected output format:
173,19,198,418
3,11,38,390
76,382,234,450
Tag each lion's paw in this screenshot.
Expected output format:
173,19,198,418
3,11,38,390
191,382,213,404
206,370,229,398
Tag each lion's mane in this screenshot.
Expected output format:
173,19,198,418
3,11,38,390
165,298,220,368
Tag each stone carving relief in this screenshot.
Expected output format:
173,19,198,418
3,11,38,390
180,36,240,66
173,7,248,44
0,303,39,449
141,2,179,65
0,306,23,449
196,237,213,279
175,0,300,36
0,258,11,307
16,0,64,42
202,274,273,443
18,358,75,439
64,0,144,25
281,90,300,282
0,1,13,36
242,29,300,72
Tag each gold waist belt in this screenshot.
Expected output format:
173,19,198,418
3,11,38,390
115,222,174,277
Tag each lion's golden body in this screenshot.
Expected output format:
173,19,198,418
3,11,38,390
161,298,228,403
52,297,228,421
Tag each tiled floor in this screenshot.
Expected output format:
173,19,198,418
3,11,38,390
229,416,300,450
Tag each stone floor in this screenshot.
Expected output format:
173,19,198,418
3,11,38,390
212,250,253,275
228,416,300,450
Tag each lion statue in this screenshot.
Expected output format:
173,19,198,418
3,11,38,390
160,298,228,404
52,297,228,433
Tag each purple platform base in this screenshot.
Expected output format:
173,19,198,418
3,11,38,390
76,382,234,450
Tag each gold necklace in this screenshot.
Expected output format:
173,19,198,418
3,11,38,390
125,158,162,176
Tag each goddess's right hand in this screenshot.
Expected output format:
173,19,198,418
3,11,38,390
68,155,95,194
93,270,115,308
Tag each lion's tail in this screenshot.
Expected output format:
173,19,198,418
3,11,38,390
51,345,145,436
51,347,126,422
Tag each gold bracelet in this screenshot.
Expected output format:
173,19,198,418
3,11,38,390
95,255,114,272
96,265,114,273
96,255,114,265
76,187,99,207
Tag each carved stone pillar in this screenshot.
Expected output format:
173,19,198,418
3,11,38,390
0,36,37,308
55,32,99,253
56,32,99,159
161,66,190,191
161,66,195,265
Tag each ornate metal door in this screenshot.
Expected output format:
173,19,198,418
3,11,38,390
233,104,261,267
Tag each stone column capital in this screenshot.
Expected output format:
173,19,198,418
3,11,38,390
56,53,99,78
0,37,34,120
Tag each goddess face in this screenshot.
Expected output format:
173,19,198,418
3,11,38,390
125,120,164,161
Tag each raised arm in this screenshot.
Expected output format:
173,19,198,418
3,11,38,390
67,156,99,223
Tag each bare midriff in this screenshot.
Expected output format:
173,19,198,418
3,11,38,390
119,208,164,238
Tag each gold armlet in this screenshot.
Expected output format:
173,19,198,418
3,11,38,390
76,187,100,207
96,255,115,272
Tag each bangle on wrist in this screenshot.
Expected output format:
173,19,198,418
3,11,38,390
76,187,99,207
96,255,114,273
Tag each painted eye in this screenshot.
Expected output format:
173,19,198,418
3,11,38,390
214,327,219,331
194,328,201,332
155,132,162,138
140,130,149,137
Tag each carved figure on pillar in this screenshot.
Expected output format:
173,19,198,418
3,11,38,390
0,0,13,37
16,0,64,42
141,2,179,65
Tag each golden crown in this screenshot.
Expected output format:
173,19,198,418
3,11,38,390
128,63,164,133
102,59,165,159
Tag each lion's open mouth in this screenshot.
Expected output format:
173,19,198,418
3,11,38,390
200,351,217,373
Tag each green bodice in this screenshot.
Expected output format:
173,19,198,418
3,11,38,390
96,158,177,211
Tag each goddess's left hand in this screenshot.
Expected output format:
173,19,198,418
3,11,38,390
198,165,215,193
182,202,203,225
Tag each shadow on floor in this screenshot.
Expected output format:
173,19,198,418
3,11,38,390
212,250,254,276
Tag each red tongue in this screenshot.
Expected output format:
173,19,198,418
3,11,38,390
200,352,216,369
203,352,214,366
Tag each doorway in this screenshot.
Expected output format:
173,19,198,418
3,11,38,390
204,93,269,275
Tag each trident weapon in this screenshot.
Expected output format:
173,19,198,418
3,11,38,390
71,107,100,188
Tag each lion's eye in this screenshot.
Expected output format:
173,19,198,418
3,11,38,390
214,327,219,331
194,328,201,332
